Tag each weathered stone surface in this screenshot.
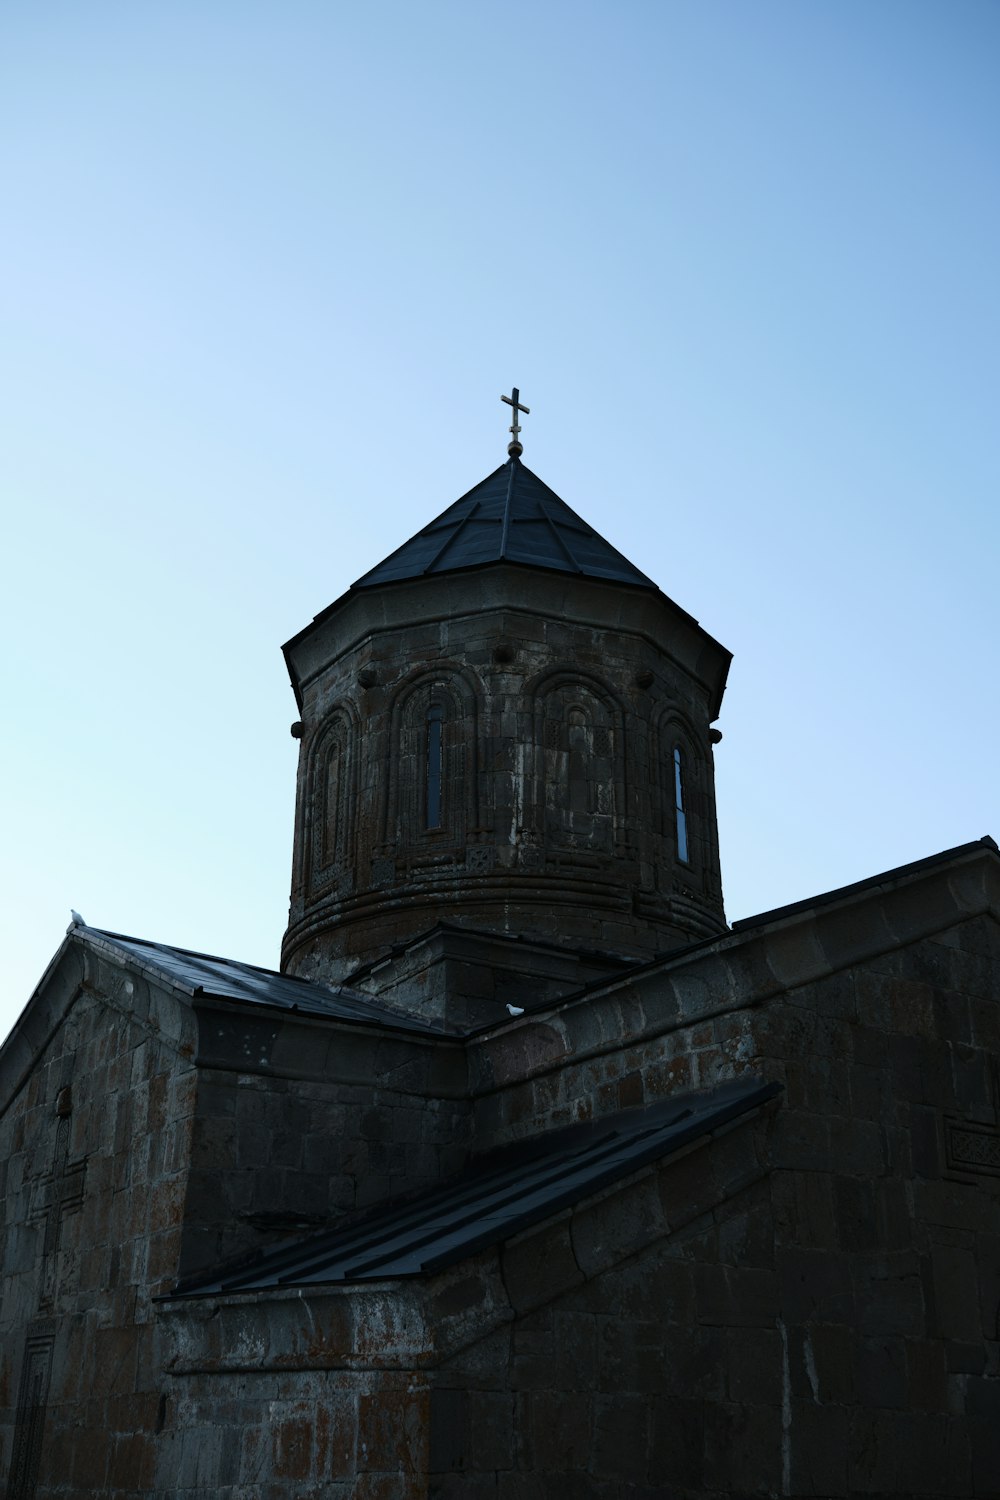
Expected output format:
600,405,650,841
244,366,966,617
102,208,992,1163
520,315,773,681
2,459,1000,1500
282,569,729,988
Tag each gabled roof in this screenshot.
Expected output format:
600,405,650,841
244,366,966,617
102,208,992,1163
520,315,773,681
351,458,657,591
73,926,449,1036
173,1078,781,1295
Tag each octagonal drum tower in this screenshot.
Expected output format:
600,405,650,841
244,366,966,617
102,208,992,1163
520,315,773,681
280,453,731,1025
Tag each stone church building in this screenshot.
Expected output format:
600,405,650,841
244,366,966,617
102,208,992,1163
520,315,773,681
2,424,999,1498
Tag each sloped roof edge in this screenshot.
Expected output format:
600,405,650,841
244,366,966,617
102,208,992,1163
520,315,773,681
169,1076,782,1297
730,834,999,934
71,925,451,1038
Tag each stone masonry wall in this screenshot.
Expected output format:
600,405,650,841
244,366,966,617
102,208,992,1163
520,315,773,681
153,1366,431,1500
141,875,1000,1499
421,907,1000,1497
151,1099,774,1499
0,946,198,1498
177,1000,472,1279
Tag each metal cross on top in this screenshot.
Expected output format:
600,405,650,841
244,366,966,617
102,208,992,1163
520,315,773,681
501,387,530,457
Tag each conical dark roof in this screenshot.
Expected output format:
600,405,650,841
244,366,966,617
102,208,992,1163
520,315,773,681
352,458,656,591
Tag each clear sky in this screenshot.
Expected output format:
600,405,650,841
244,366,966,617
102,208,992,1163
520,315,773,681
1,1,997,1043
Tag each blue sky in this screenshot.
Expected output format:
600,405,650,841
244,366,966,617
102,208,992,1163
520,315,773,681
1,1,997,1041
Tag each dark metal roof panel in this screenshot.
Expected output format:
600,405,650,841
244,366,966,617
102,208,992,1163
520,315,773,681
352,460,657,592
75,927,449,1036
730,835,1000,934
174,1077,781,1296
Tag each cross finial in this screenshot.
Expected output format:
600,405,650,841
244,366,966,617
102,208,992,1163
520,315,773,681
501,387,530,457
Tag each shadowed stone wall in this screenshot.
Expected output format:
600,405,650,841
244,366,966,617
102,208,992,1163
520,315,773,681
422,894,1000,1496
148,856,1000,1499
176,1001,471,1280
0,948,198,1497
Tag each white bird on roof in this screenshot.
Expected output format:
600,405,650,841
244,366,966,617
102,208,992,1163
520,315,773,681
69,910,86,928
506,1004,525,1017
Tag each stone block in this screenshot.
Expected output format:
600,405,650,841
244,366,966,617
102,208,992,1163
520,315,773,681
655,1141,721,1228
848,1407,900,1495
694,1263,778,1328
523,1387,592,1472
785,1055,852,1115
853,1252,927,1338
657,1324,725,1401
69,1423,112,1490
855,1335,907,1408
496,1472,547,1500
803,1322,854,1404
642,1053,692,1099
850,1061,887,1121
851,1021,889,1066
725,1325,781,1405
502,1220,584,1316
917,1179,1000,1235
787,1400,851,1498
931,1244,981,1341
572,1170,667,1278
591,1393,648,1482
833,1174,878,1252
904,1338,948,1412
609,1251,695,1325
897,1410,973,1498
553,1310,598,1388
890,1033,953,1109
595,1314,664,1395
950,1044,992,1118
702,1398,781,1496
768,1110,831,1172
465,1389,515,1472
909,1104,941,1179
776,1168,837,1250
965,1374,1000,1421
877,1176,916,1252
777,1247,854,1324
828,1115,885,1176
648,1396,704,1489
945,1339,986,1374
357,1388,429,1480
271,1410,315,1480
970,1416,1000,1496
428,1387,465,1472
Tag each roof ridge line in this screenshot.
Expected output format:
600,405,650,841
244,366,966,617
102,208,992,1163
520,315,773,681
422,498,484,575
499,456,518,559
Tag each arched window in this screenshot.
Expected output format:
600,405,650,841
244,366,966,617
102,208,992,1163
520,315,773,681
673,745,689,864
388,671,478,851
426,702,444,830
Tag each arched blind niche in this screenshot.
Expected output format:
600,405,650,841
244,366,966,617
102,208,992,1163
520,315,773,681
387,672,478,853
536,678,622,856
307,707,357,891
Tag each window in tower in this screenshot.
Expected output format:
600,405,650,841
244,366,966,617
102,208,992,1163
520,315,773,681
426,702,444,829
674,745,689,863
390,672,476,851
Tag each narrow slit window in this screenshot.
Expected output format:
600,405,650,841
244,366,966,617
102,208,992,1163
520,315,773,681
426,703,443,829
673,745,689,863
